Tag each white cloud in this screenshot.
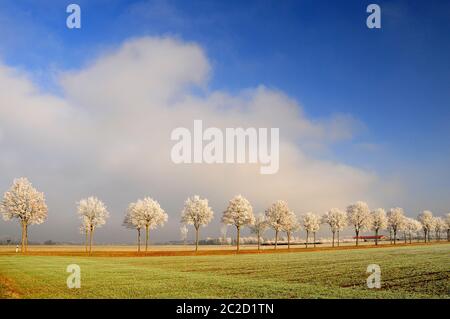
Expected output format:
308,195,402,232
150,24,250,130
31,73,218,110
0,37,401,242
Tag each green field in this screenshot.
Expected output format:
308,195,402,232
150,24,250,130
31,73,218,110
0,244,449,298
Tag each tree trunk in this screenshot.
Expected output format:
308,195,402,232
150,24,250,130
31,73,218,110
332,231,335,247
137,228,141,253
447,229,450,242
24,224,28,252
236,226,240,252
313,232,316,248
145,226,149,252
337,231,340,247
375,229,379,246
21,222,25,253
409,232,412,244
355,229,359,246
257,230,261,251
287,232,291,249
424,230,427,243
389,229,392,244
393,229,397,245
305,230,309,248
274,229,278,249
195,226,199,252
89,227,94,255
85,230,88,253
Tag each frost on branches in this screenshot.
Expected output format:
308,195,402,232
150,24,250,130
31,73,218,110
181,195,214,251
132,198,167,251
1,178,48,252
346,201,371,246
123,202,147,252
249,213,268,250
370,208,387,245
322,208,347,247
281,210,299,249
77,196,109,253
265,200,293,249
301,212,320,248
432,217,446,241
404,217,422,243
418,210,434,242
387,207,405,244
222,195,255,252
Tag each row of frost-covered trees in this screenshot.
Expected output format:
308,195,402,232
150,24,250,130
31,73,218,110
1,178,450,253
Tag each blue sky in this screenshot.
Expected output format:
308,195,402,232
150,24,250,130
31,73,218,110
0,1,449,241
1,0,449,171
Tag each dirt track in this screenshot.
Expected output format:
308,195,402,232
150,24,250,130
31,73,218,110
0,241,447,257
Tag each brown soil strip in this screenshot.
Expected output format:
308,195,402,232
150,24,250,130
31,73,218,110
0,241,447,258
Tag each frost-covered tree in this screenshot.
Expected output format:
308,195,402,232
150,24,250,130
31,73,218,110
131,197,168,251
433,217,446,241
222,195,255,252
123,202,147,252
418,210,434,242
445,213,450,242
334,210,347,247
301,212,320,248
370,208,387,246
265,200,292,249
387,207,405,245
77,197,109,254
181,195,214,251
1,178,48,252
411,218,423,243
322,208,345,247
346,201,371,246
249,213,268,250
180,224,189,245
404,218,421,243
282,211,299,249
400,216,409,243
